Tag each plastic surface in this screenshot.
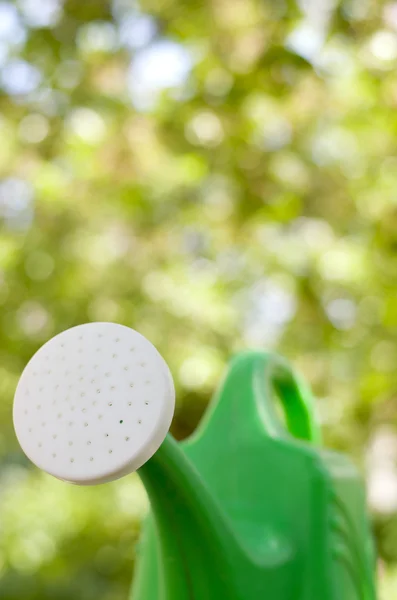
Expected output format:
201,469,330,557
13,322,175,485
132,351,376,600
13,325,376,599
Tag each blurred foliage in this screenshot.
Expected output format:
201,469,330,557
0,0,397,597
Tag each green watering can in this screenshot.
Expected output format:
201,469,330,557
13,323,377,600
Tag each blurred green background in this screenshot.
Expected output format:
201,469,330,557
0,0,397,597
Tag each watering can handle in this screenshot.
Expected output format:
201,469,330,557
190,351,322,448
259,353,321,444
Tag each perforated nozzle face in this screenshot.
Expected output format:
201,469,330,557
13,323,175,485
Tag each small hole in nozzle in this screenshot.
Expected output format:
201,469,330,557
119,420,123,424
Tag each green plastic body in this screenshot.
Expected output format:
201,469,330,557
131,351,377,600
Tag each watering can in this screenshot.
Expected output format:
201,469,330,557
13,323,377,600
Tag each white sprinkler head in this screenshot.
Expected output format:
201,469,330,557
13,322,175,485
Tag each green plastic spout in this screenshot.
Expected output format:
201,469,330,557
137,435,246,599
